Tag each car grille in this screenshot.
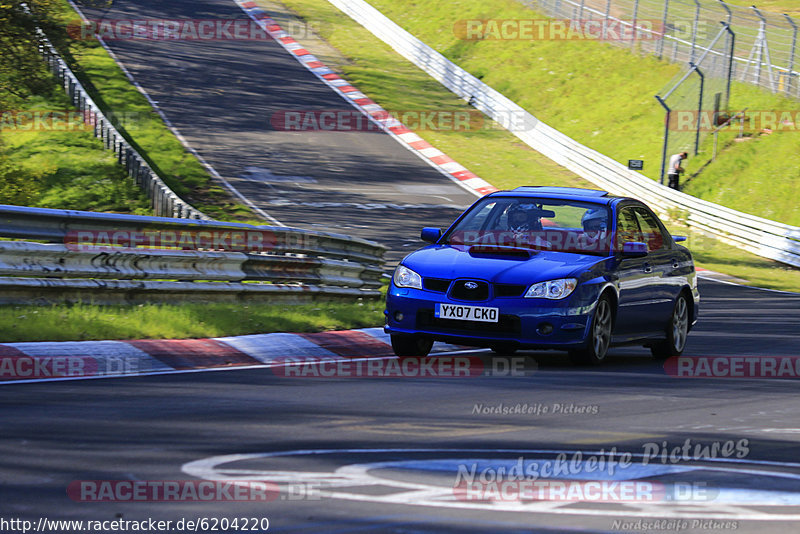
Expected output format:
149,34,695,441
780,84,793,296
449,280,490,301
423,278,451,292
417,309,521,334
422,279,526,299
494,284,526,298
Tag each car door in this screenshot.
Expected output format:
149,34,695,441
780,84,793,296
613,205,662,337
632,206,681,329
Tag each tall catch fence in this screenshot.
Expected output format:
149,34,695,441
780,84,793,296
524,0,800,98
655,22,734,183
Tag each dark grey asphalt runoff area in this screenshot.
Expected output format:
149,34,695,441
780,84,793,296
2,278,800,532
76,0,477,264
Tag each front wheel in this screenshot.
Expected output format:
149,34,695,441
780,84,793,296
569,294,613,366
651,293,689,359
390,334,433,357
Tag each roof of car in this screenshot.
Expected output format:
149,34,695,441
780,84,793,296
489,186,620,204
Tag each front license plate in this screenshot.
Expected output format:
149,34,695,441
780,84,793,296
435,303,499,323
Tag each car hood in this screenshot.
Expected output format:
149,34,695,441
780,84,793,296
402,245,606,284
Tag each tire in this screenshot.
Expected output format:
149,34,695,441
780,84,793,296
651,293,689,359
569,294,613,366
390,334,433,357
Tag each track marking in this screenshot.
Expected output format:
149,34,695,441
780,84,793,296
183,447,800,520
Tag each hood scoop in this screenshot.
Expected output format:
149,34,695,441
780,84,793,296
468,245,534,260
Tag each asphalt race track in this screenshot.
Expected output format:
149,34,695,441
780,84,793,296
2,278,800,533
2,0,800,532
75,0,478,264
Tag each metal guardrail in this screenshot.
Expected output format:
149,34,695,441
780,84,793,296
36,24,206,220
326,0,800,269
0,205,386,304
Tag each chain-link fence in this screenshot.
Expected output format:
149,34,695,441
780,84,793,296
655,23,734,183
521,0,797,182
523,0,800,97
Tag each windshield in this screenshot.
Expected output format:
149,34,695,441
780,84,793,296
443,196,612,256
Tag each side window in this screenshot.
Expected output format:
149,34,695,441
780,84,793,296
633,208,666,251
616,207,642,249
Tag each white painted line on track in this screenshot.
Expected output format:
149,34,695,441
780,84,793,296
184,447,800,520
698,273,800,295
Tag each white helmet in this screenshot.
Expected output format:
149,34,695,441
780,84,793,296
581,209,607,231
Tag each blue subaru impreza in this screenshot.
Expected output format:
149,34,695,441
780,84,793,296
384,187,699,364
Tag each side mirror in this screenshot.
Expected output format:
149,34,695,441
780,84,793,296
673,235,687,243
622,241,648,258
420,227,442,243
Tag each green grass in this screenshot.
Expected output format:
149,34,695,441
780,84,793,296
663,224,800,292
1,91,153,213
0,300,385,342
723,0,800,16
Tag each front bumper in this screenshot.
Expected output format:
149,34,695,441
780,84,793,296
384,285,597,350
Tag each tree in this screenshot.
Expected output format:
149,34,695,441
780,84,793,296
0,0,66,99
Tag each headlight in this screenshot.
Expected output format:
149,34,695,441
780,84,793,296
524,278,577,299
393,265,423,289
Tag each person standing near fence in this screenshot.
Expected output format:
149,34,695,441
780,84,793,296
667,152,688,190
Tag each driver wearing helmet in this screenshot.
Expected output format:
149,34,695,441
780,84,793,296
580,208,609,252
507,205,532,234
582,209,608,233
505,203,549,249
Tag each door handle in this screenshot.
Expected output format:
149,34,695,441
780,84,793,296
672,259,680,269
643,262,652,273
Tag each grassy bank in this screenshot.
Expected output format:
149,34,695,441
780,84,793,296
724,0,800,16
1,91,152,213
0,300,384,342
